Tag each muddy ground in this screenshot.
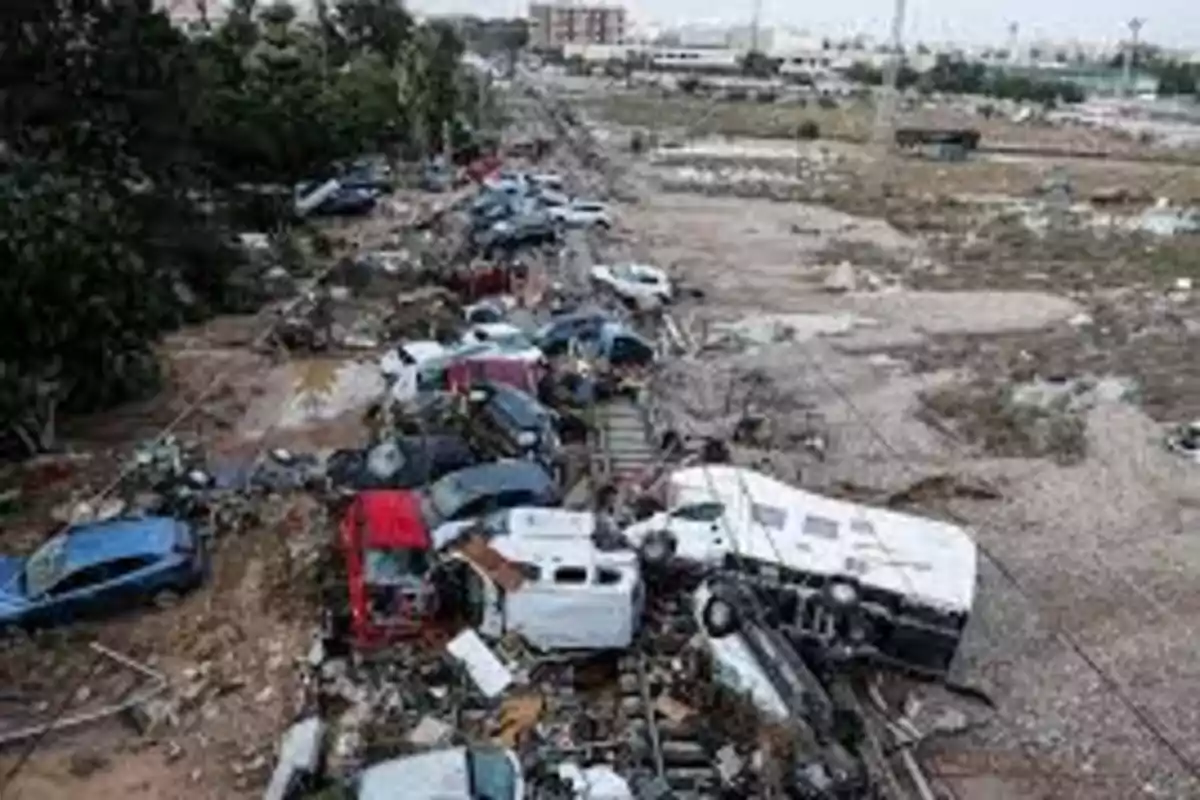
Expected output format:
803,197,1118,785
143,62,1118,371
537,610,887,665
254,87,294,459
0,198,444,798
583,88,1200,799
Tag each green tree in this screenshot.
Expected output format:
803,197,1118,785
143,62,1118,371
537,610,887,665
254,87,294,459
0,0,242,452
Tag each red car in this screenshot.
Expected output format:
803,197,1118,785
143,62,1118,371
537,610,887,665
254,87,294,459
445,356,544,397
443,262,524,302
339,490,434,647
466,154,502,183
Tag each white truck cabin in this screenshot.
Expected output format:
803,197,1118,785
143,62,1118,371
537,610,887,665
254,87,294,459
435,509,644,650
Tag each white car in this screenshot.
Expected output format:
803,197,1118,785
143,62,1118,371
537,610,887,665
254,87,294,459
357,746,524,800
379,339,493,402
528,172,566,192
548,200,613,229
459,322,543,363
589,262,672,307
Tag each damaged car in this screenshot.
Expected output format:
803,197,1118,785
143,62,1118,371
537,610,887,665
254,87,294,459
325,435,477,492
625,464,977,675
589,262,673,309
430,508,644,650
356,745,523,800
0,516,206,629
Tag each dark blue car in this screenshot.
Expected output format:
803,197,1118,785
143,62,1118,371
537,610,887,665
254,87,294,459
0,516,205,629
533,310,613,357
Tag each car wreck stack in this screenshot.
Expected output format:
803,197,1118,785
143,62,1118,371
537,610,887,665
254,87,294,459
259,80,987,800
10,78,985,800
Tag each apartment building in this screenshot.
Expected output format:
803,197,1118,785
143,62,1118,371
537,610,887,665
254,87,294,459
529,2,626,49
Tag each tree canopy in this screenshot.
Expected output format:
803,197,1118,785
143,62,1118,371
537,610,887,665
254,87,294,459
0,0,481,456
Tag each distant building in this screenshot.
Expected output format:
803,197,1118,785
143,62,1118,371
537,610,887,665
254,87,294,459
154,0,226,25
528,2,627,50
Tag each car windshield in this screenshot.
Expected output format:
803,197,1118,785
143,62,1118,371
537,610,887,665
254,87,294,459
364,548,430,585
23,535,68,597
466,748,518,800
610,264,636,280
426,475,470,523
491,332,531,351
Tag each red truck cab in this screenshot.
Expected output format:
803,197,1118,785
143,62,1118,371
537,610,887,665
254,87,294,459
339,490,434,647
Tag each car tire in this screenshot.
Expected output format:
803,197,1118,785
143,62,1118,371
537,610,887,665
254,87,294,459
639,530,677,565
701,594,740,638
152,589,182,610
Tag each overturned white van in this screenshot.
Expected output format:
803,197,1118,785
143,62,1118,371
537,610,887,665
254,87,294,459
623,465,977,675
431,508,644,651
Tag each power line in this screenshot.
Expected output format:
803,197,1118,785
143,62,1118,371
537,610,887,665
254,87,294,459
789,336,1200,784
0,651,106,800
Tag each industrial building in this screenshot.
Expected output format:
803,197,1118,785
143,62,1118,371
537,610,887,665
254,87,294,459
528,2,627,50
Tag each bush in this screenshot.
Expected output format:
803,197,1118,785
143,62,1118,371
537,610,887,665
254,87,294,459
796,120,821,140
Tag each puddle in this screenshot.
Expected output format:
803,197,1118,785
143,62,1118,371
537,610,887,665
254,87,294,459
240,358,385,437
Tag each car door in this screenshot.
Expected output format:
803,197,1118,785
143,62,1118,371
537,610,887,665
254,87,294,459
33,559,147,625
665,501,729,563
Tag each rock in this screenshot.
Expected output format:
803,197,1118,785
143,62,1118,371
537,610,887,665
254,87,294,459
125,696,180,735
821,262,857,293
68,750,109,778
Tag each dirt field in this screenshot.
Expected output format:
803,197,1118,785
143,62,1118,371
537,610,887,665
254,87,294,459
582,84,1200,798
577,90,1200,163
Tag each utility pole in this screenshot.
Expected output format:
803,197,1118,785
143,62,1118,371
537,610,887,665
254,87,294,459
750,0,763,53
869,0,907,197
1122,18,1145,97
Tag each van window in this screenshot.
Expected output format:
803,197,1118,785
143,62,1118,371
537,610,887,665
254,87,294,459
515,562,541,581
670,502,724,522
595,567,621,585
802,515,839,540
553,567,587,584
750,503,786,530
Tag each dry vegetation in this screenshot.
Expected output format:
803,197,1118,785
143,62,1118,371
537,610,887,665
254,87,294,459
917,380,1089,464
581,90,1200,162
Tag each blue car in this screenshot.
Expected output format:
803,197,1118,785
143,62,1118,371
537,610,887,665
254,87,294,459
0,516,206,629
533,309,613,356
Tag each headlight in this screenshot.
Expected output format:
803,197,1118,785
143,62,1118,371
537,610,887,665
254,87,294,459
516,431,538,448
828,582,858,606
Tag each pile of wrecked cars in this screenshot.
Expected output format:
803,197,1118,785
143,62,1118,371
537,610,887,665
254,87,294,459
0,143,984,799
267,154,984,799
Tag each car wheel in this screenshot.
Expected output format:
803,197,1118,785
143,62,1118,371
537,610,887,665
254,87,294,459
152,589,182,610
639,530,677,565
701,594,740,638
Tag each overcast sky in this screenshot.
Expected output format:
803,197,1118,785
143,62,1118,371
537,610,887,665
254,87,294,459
410,0,1200,49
